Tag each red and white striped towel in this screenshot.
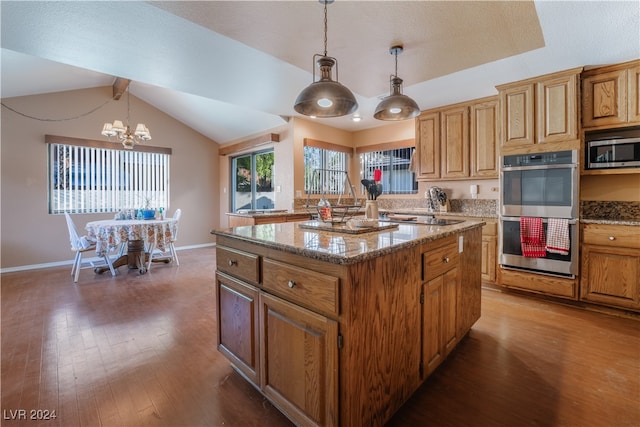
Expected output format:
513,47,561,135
546,218,570,255
520,217,546,257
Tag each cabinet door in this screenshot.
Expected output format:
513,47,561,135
481,236,497,283
441,106,469,178
470,98,499,178
216,272,260,385
415,111,440,179
582,69,627,128
580,245,640,310
500,83,535,147
536,73,578,144
259,292,338,427
422,276,443,377
628,64,640,124
442,267,459,356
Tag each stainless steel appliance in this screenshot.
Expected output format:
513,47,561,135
500,217,578,277
586,127,640,169
499,149,579,277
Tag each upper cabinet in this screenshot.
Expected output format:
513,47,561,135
582,59,640,130
497,67,582,154
415,96,499,181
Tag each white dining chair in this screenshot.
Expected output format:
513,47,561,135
149,208,182,267
65,212,116,282
168,208,181,265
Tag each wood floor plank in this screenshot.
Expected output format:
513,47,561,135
2,247,638,427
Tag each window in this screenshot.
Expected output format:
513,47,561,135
360,147,417,194
47,137,170,214
231,149,274,211
304,141,350,194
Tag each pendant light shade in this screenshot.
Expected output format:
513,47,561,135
294,0,358,118
374,45,420,121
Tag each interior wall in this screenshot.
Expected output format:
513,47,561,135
1,86,219,269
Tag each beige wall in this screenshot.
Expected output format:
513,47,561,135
1,87,219,269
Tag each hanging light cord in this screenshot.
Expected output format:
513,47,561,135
1,96,115,122
322,0,328,56
394,50,399,78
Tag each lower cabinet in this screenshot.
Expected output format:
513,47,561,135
421,236,460,378
215,267,338,427
259,292,338,427
422,266,459,377
215,227,482,427
216,272,260,384
581,224,640,311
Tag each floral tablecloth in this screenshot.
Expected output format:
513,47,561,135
85,219,178,256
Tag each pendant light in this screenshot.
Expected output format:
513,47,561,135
294,0,358,118
374,45,420,121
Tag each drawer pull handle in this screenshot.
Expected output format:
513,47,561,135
609,236,615,241
228,260,237,266
443,257,449,263
288,280,296,288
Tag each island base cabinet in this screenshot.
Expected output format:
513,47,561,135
259,292,339,427
216,272,260,385
422,266,459,378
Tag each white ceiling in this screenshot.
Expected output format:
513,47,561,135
1,1,639,145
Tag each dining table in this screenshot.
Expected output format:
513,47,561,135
85,217,178,274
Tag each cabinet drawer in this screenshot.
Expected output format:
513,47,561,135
583,224,640,249
423,242,460,282
482,221,497,236
217,245,260,285
262,258,339,316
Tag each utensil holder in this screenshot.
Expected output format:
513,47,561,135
365,200,379,220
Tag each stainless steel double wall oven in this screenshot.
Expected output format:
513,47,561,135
499,150,579,277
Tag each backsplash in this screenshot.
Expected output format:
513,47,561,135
295,197,498,218
581,201,640,221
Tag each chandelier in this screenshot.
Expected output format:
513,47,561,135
101,86,151,149
374,45,420,121
293,0,358,118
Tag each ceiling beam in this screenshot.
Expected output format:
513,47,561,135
112,78,131,100
219,133,280,156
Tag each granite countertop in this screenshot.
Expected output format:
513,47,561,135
580,218,640,226
380,208,497,219
211,219,484,265
227,210,311,217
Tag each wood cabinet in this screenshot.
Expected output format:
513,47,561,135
259,292,338,427
582,59,640,129
480,220,497,283
415,111,440,180
215,244,339,427
470,98,500,178
421,236,460,377
497,67,581,154
214,224,483,427
580,223,640,311
415,96,499,180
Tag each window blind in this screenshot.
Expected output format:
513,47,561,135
360,147,417,194
48,143,170,214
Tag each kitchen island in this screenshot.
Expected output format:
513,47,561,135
211,219,484,427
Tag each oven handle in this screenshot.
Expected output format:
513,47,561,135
502,164,577,172
501,216,577,225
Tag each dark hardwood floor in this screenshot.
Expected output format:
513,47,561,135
1,246,638,427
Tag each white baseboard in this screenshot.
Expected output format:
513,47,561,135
0,243,217,274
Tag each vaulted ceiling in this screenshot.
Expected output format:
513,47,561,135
1,1,639,144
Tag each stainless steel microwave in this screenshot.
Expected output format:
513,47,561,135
586,127,640,169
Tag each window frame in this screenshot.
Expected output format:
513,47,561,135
46,135,171,214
